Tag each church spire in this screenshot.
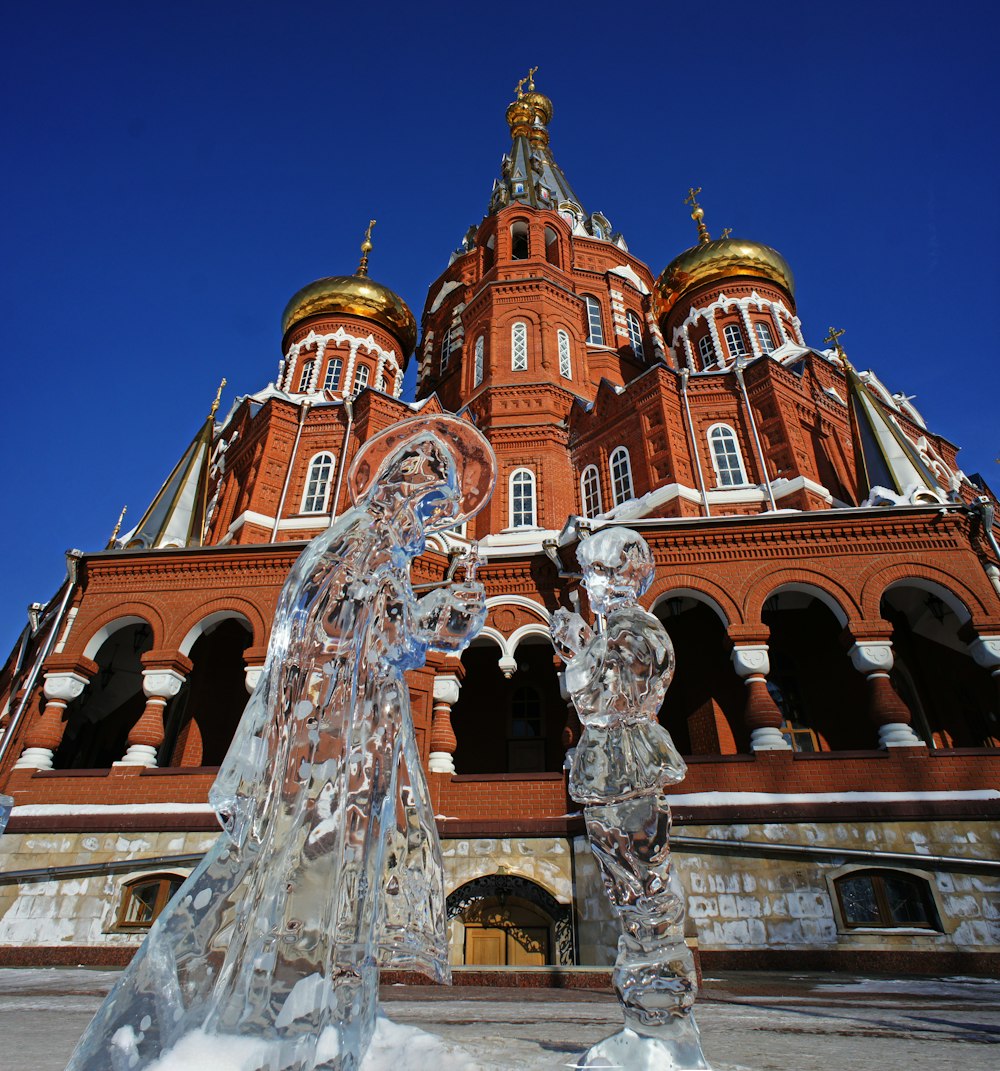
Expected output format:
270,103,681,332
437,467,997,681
832,328,945,505
490,71,585,217
114,382,224,551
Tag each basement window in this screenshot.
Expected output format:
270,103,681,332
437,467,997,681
117,874,185,929
834,870,940,930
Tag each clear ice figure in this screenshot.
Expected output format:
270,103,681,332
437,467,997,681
553,527,712,1070
65,415,496,1071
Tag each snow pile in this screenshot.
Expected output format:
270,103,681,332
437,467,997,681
133,1017,481,1071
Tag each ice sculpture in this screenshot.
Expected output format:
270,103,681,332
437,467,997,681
65,414,496,1071
553,527,711,1070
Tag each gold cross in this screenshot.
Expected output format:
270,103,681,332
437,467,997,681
527,66,538,90
363,219,376,247
684,186,702,210
721,227,732,239
824,327,848,362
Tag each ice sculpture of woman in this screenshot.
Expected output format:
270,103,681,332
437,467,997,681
552,527,711,1070
66,414,496,1071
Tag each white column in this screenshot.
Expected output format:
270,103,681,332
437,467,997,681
739,302,762,358
116,668,186,767
731,644,791,751
429,673,461,774
14,671,90,771
848,641,923,748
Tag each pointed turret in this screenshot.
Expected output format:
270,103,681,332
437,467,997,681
487,70,620,245
116,380,225,550
832,329,945,505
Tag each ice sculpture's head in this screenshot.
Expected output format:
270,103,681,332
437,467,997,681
348,415,498,544
577,527,655,615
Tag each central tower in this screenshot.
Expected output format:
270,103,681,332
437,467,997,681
417,74,667,537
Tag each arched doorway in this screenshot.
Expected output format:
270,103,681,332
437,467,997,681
881,582,997,747
654,595,744,755
452,635,565,773
446,874,574,966
163,617,252,766
54,621,153,768
763,589,867,751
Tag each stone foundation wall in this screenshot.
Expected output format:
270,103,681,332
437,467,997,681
0,818,997,969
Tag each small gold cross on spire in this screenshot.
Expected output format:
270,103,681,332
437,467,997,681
357,219,376,276
720,227,732,239
824,326,847,360
209,377,227,419
107,504,127,548
684,186,711,244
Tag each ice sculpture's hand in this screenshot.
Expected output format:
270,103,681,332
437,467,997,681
551,607,592,662
416,581,487,652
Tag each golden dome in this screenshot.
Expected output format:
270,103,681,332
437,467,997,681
521,89,552,125
656,237,795,315
281,274,418,356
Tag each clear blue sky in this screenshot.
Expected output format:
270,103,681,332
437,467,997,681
2,1,998,652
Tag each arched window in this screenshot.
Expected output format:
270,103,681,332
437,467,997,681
351,362,370,396
297,359,315,392
723,323,748,359
834,870,940,930
697,333,715,369
510,221,529,260
544,226,560,267
509,468,537,527
754,321,776,354
609,447,634,506
581,465,602,518
323,357,343,391
626,311,644,360
117,873,185,929
302,452,335,513
511,322,528,371
584,296,604,345
474,335,485,387
557,330,572,379
441,324,454,373
708,424,748,487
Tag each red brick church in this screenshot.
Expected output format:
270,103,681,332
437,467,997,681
2,75,998,974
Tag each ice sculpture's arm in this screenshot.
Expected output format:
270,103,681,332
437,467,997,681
551,606,593,662
413,580,487,653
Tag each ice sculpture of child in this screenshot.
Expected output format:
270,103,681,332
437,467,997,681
552,526,711,1070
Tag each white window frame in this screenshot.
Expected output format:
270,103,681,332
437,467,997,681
323,356,343,391
351,363,370,396
297,359,315,393
474,335,484,387
581,465,602,518
509,468,537,528
511,322,528,371
302,452,335,513
609,447,634,506
626,311,644,360
440,324,454,373
697,333,714,369
723,323,748,359
708,423,749,487
557,330,572,379
754,321,776,354
584,295,604,345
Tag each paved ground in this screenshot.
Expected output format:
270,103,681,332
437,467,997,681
0,968,997,1070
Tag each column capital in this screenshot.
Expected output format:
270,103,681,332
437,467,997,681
731,644,770,679
848,641,894,675
432,673,462,706
969,635,1000,670
42,670,91,704
141,667,186,700
244,665,265,694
